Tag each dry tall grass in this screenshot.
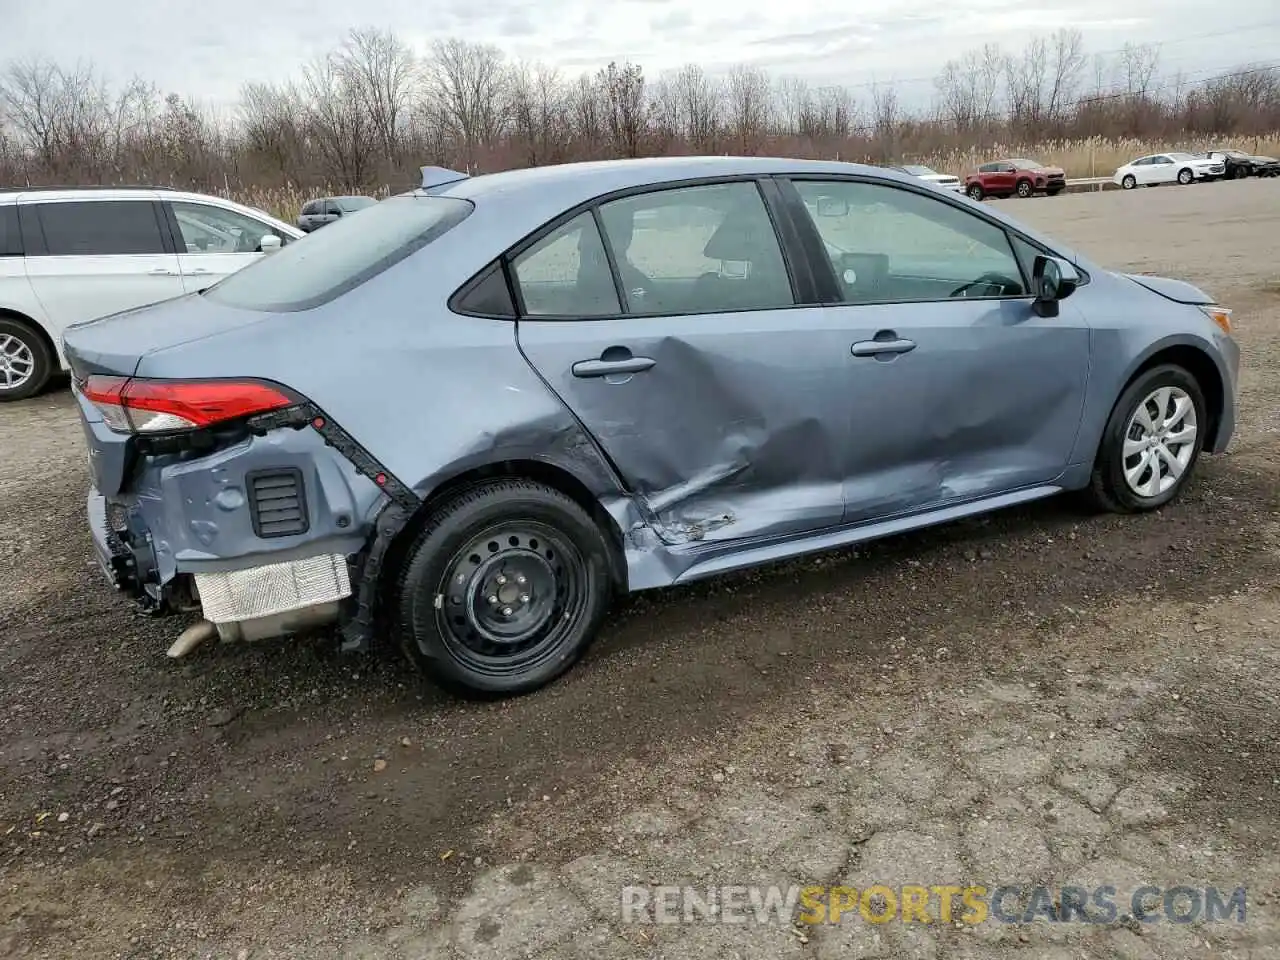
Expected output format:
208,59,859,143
226,135,1280,221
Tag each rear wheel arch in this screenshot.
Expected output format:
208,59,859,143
381,458,629,605
0,308,58,362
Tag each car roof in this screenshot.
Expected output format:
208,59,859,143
430,155,896,204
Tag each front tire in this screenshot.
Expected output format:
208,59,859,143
1121,174,1137,190
0,318,52,402
967,184,984,200
1177,168,1193,185
396,479,613,697
1016,179,1033,198
1086,364,1207,514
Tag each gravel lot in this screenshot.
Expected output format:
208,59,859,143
2,179,1279,960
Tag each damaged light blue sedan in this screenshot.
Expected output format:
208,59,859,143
63,156,1239,696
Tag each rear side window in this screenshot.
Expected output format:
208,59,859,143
205,195,474,312
0,206,20,257
32,200,167,256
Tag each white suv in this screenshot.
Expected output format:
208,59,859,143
0,187,303,401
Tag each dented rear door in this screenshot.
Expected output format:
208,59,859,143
516,308,852,546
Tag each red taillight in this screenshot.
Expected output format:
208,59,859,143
82,376,295,433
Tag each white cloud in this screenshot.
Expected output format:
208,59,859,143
1,0,1275,110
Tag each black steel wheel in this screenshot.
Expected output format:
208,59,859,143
396,479,613,696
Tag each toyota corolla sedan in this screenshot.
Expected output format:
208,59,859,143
63,156,1239,697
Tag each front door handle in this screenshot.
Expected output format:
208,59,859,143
571,356,656,378
148,267,178,276
188,267,212,275
851,335,917,357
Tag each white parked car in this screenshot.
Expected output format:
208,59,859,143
0,187,303,401
889,164,964,193
1113,152,1226,189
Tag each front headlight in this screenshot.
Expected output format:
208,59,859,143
1199,305,1232,335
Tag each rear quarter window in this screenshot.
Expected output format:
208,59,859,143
204,195,473,312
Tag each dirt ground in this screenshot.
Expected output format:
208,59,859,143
2,179,1279,960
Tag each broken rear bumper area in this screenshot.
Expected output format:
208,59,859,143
82,400,419,650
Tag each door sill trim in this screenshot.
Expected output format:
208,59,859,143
670,484,1062,583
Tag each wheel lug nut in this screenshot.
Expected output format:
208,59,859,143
519,594,530,603
488,595,498,604
502,606,513,616
496,575,507,585
516,575,527,585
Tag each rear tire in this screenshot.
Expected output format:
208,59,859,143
0,317,52,403
1085,364,1207,514
396,479,613,697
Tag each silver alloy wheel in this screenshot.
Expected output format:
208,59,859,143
1122,385,1198,498
0,333,36,392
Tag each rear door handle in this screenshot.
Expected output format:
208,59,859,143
148,267,178,276
188,268,211,275
852,337,917,357
571,356,656,378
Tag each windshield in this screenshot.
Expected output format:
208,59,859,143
1007,159,1042,169
205,195,473,312
336,196,377,212
901,165,938,176
1167,152,1197,161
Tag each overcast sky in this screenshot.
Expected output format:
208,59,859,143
2,0,1277,112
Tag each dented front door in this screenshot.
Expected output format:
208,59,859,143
516,309,854,546
836,296,1091,523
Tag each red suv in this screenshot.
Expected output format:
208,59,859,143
964,158,1067,200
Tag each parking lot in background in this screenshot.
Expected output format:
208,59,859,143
1,179,1278,959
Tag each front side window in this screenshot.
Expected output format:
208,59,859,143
595,181,794,315
171,202,287,254
510,211,620,318
204,195,473,312
33,200,167,256
792,179,1028,304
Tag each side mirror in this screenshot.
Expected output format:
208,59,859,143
260,234,282,254
1032,255,1079,317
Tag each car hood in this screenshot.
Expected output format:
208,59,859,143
61,292,276,379
1025,166,1065,176
1120,272,1215,305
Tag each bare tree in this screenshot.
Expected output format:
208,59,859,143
725,64,772,153
424,38,507,170
934,43,1003,130
673,64,721,150
335,27,416,164
507,61,566,165
301,53,374,188
599,61,646,158
1045,28,1087,121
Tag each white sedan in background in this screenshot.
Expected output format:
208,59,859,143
1114,152,1226,189
888,164,965,192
